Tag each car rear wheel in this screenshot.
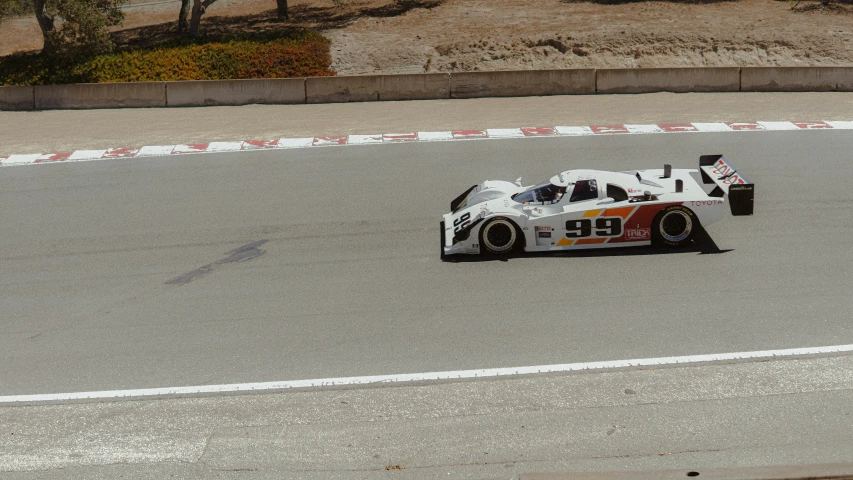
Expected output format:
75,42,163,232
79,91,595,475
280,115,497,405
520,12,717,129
653,205,697,248
480,218,520,255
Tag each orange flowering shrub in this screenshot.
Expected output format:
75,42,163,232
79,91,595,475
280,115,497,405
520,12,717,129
0,32,334,86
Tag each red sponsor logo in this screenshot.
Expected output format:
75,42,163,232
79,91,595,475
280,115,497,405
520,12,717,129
626,228,651,240
521,127,557,136
793,121,832,129
691,200,724,206
658,123,698,132
383,133,418,142
452,130,488,139
711,159,747,185
591,125,629,134
726,122,764,131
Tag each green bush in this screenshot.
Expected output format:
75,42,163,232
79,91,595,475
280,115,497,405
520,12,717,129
0,32,335,86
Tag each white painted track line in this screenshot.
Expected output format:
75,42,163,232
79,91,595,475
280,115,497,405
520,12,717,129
67,149,108,160
137,145,176,156
487,128,525,138
555,126,595,136
276,137,314,148
692,122,733,132
417,131,454,141
2,344,851,404
3,154,41,165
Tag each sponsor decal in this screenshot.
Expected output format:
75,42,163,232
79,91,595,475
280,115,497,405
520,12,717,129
626,228,651,240
691,200,724,206
535,226,552,231
711,159,747,185
538,231,552,238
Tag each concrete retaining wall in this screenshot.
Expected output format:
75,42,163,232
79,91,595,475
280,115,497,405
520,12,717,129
306,73,450,103
597,67,740,94
3,67,853,111
741,67,853,92
34,82,166,109
0,86,34,111
166,79,305,107
451,69,595,98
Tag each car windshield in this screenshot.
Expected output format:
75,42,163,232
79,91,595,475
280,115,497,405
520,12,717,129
513,183,565,204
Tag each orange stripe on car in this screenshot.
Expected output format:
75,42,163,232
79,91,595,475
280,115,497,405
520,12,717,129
602,206,636,219
582,209,602,218
556,238,575,247
575,238,607,245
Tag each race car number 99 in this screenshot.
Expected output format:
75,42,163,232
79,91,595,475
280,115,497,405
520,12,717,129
565,217,622,238
454,212,471,234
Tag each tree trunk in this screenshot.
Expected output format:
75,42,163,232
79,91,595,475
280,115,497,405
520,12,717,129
189,0,202,36
276,0,288,19
178,0,191,33
32,0,58,54
189,0,217,35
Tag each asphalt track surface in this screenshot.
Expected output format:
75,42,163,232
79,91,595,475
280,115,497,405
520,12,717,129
2,131,853,397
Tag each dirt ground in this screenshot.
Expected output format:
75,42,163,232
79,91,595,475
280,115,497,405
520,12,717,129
2,0,852,74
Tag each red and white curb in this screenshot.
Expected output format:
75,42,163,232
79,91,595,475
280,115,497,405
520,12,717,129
2,120,852,168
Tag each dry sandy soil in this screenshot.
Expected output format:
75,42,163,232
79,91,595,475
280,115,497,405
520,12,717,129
2,0,852,74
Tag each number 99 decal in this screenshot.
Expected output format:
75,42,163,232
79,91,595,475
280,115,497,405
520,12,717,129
565,217,622,238
453,212,471,234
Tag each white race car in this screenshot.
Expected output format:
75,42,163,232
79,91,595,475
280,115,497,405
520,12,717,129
441,155,754,258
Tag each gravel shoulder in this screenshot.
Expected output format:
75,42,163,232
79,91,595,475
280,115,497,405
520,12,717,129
2,0,852,73
3,355,852,478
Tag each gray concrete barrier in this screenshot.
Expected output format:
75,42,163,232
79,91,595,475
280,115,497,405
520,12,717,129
5,67,853,111
596,67,740,94
741,67,853,92
34,82,166,109
451,69,595,98
0,86,35,111
306,73,450,103
166,78,306,107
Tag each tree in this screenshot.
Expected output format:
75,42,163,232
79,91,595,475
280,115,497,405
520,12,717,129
177,0,189,32
31,0,124,54
178,0,285,37
186,0,216,36
0,0,30,21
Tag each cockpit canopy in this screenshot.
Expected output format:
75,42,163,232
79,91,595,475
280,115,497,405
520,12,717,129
512,183,567,204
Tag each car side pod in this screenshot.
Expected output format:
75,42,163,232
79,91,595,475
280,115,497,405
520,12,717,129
699,154,755,216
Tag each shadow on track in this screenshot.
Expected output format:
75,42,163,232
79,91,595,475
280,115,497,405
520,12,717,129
443,228,731,263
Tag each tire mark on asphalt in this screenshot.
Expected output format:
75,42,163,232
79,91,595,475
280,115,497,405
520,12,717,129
167,240,267,285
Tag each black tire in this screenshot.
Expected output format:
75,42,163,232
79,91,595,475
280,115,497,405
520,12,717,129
652,205,698,248
479,217,522,255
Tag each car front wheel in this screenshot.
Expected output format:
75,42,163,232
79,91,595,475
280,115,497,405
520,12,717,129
479,218,520,255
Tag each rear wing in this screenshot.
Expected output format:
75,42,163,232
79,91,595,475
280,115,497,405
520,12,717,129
699,154,754,216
